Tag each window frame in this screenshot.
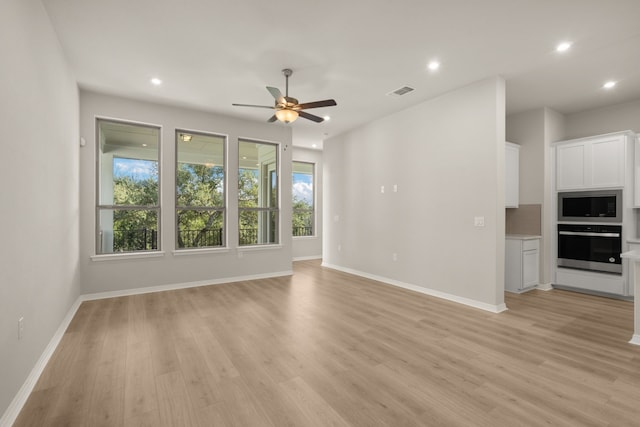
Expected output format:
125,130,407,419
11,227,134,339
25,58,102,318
95,117,162,255
174,129,228,251
238,138,281,247
292,161,316,238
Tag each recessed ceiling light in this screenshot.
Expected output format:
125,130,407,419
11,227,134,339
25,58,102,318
312,144,317,148
427,61,440,71
323,116,331,121
242,156,247,160
556,42,572,52
603,81,617,89
142,143,148,147
150,77,162,86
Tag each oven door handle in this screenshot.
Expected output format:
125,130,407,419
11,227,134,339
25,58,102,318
558,231,620,237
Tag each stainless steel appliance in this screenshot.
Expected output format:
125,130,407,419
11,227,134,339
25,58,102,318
558,190,622,223
557,224,622,274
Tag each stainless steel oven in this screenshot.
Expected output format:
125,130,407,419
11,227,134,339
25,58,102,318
557,224,622,274
558,190,622,222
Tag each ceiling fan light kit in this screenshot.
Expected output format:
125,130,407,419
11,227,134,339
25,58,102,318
233,68,337,124
275,108,299,123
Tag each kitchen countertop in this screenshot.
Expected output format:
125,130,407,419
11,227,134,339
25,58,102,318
506,234,542,240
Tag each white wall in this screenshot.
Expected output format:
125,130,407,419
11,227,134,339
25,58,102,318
323,77,506,310
564,98,640,139
543,108,566,285
0,0,80,419
79,91,293,294
292,147,323,260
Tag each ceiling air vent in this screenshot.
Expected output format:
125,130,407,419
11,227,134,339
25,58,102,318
387,86,415,97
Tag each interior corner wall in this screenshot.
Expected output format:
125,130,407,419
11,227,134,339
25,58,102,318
0,0,80,419
543,108,565,285
292,147,323,260
323,77,506,309
79,91,293,294
564,98,640,139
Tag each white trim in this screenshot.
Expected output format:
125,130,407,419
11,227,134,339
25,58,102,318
321,262,508,314
293,255,322,261
237,244,283,253
629,334,640,346
172,247,230,256
536,282,553,291
0,296,83,427
82,270,293,301
293,235,318,240
90,251,165,262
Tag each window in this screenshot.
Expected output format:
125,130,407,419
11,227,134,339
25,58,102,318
238,140,279,245
176,131,226,249
97,119,160,254
292,161,315,237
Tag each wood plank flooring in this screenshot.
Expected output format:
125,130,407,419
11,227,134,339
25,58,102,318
14,260,640,426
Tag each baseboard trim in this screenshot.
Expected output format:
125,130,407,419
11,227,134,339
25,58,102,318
630,334,640,346
0,296,83,427
82,270,294,301
536,283,553,291
292,255,322,261
321,262,508,314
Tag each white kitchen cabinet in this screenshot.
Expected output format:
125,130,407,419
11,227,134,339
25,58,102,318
505,142,520,208
555,133,626,191
505,236,540,293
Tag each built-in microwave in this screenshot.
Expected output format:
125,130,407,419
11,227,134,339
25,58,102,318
557,190,622,223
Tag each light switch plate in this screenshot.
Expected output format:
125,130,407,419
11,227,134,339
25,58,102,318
474,216,485,227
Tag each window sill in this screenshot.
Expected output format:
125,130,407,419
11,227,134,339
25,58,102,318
91,251,166,262
293,235,317,240
237,244,283,252
172,247,230,256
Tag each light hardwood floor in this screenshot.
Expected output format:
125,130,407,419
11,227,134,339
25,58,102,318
14,260,640,426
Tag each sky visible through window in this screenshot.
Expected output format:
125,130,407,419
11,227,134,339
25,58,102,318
114,157,155,180
293,173,313,205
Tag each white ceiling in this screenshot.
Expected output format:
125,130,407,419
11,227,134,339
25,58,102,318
42,0,640,149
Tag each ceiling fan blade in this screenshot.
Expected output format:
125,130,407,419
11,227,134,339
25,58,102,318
296,99,337,110
267,115,278,123
266,86,284,103
298,111,324,123
232,103,275,109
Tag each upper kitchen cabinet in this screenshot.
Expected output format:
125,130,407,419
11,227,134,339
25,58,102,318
555,133,627,191
505,142,520,208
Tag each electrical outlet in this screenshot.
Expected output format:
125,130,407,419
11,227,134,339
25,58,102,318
18,317,24,340
380,185,385,194
392,253,398,262
474,216,485,227
393,184,398,192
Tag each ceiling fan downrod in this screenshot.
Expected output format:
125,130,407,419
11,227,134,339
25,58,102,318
282,68,292,97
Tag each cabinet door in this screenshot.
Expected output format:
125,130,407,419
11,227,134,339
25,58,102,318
505,144,519,208
522,250,539,288
556,143,587,190
591,136,625,188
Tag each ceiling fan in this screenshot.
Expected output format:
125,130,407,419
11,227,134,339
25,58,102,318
232,69,337,124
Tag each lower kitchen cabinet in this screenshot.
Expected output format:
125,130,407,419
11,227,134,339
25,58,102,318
506,235,540,293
